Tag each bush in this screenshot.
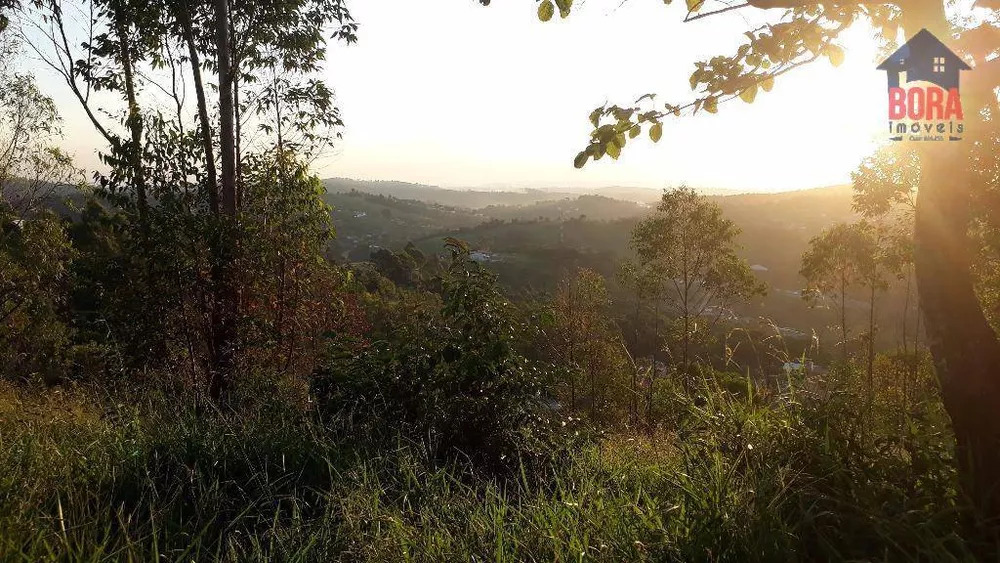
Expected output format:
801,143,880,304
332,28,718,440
0,208,74,382
315,239,583,473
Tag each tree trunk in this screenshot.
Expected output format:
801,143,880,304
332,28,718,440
210,0,239,404
902,1,1000,523
115,15,148,231
179,3,220,215
916,144,1000,521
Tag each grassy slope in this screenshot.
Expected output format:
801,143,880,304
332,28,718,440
0,364,974,562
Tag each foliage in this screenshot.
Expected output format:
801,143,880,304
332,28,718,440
630,187,764,374
560,1,880,167
800,221,906,361
548,267,631,423
0,63,82,216
0,351,980,561
13,0,359,401
0,207,74,381
315,239,579,473
239,153,360,379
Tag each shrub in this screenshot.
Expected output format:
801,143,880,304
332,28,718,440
315,239,583,473
0,207,74,382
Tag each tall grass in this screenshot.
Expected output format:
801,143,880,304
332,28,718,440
0,360,982,562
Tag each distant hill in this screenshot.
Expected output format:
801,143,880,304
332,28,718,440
709,185,857,291
323,190,485,260
323,178,579,209
395,184,859,336
481,195,649,222
1,179,88,218
322,178,741,208
325,181,857,280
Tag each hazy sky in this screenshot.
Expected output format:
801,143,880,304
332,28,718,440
32,0,894,192
318,0,890,191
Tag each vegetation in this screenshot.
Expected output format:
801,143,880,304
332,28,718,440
1,0,1000,560
538,0,1000,528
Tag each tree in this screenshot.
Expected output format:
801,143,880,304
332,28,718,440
317,238,567,473
0,205,74,380
801,223,862,365
15,0,357,403
550,267,628,422
802,221,902,391
630,187,764,388
0,44,81,216
617,258,661,426
501,0,1000,522
852,147,921,396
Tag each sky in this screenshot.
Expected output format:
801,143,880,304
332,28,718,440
29,0,895,193
317,0,890,191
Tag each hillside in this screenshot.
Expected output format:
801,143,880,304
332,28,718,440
324,190,485,259
328,182,876,344
323,177,747,207
323,178,580,209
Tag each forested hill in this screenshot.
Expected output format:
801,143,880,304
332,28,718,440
323,177,742,208
325,181,856,274
404,185,857,296
323,178,580,208
325,181,862,344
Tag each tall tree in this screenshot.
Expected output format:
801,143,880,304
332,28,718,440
800,223,866,364
802,221,902,391
630,187,763,387
853,148,920,390
210,0,238,401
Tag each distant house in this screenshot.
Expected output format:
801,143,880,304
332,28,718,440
782,361,813,375
876,28,970,90
777,326,808,340
470,251,503,263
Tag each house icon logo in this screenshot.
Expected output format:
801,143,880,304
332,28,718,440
877,29,970,142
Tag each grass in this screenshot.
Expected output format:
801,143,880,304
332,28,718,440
0,363,983,562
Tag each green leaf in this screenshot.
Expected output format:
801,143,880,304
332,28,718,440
555,0,572,18
704,96,718,114
739,83,757,104
825,44,845,67
685,0,702,12
607,142,621,160
537,0,555,22
589,108,602,127
761,75,774,92
574,151,588,169
629,124,641,139
649,122,663,143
